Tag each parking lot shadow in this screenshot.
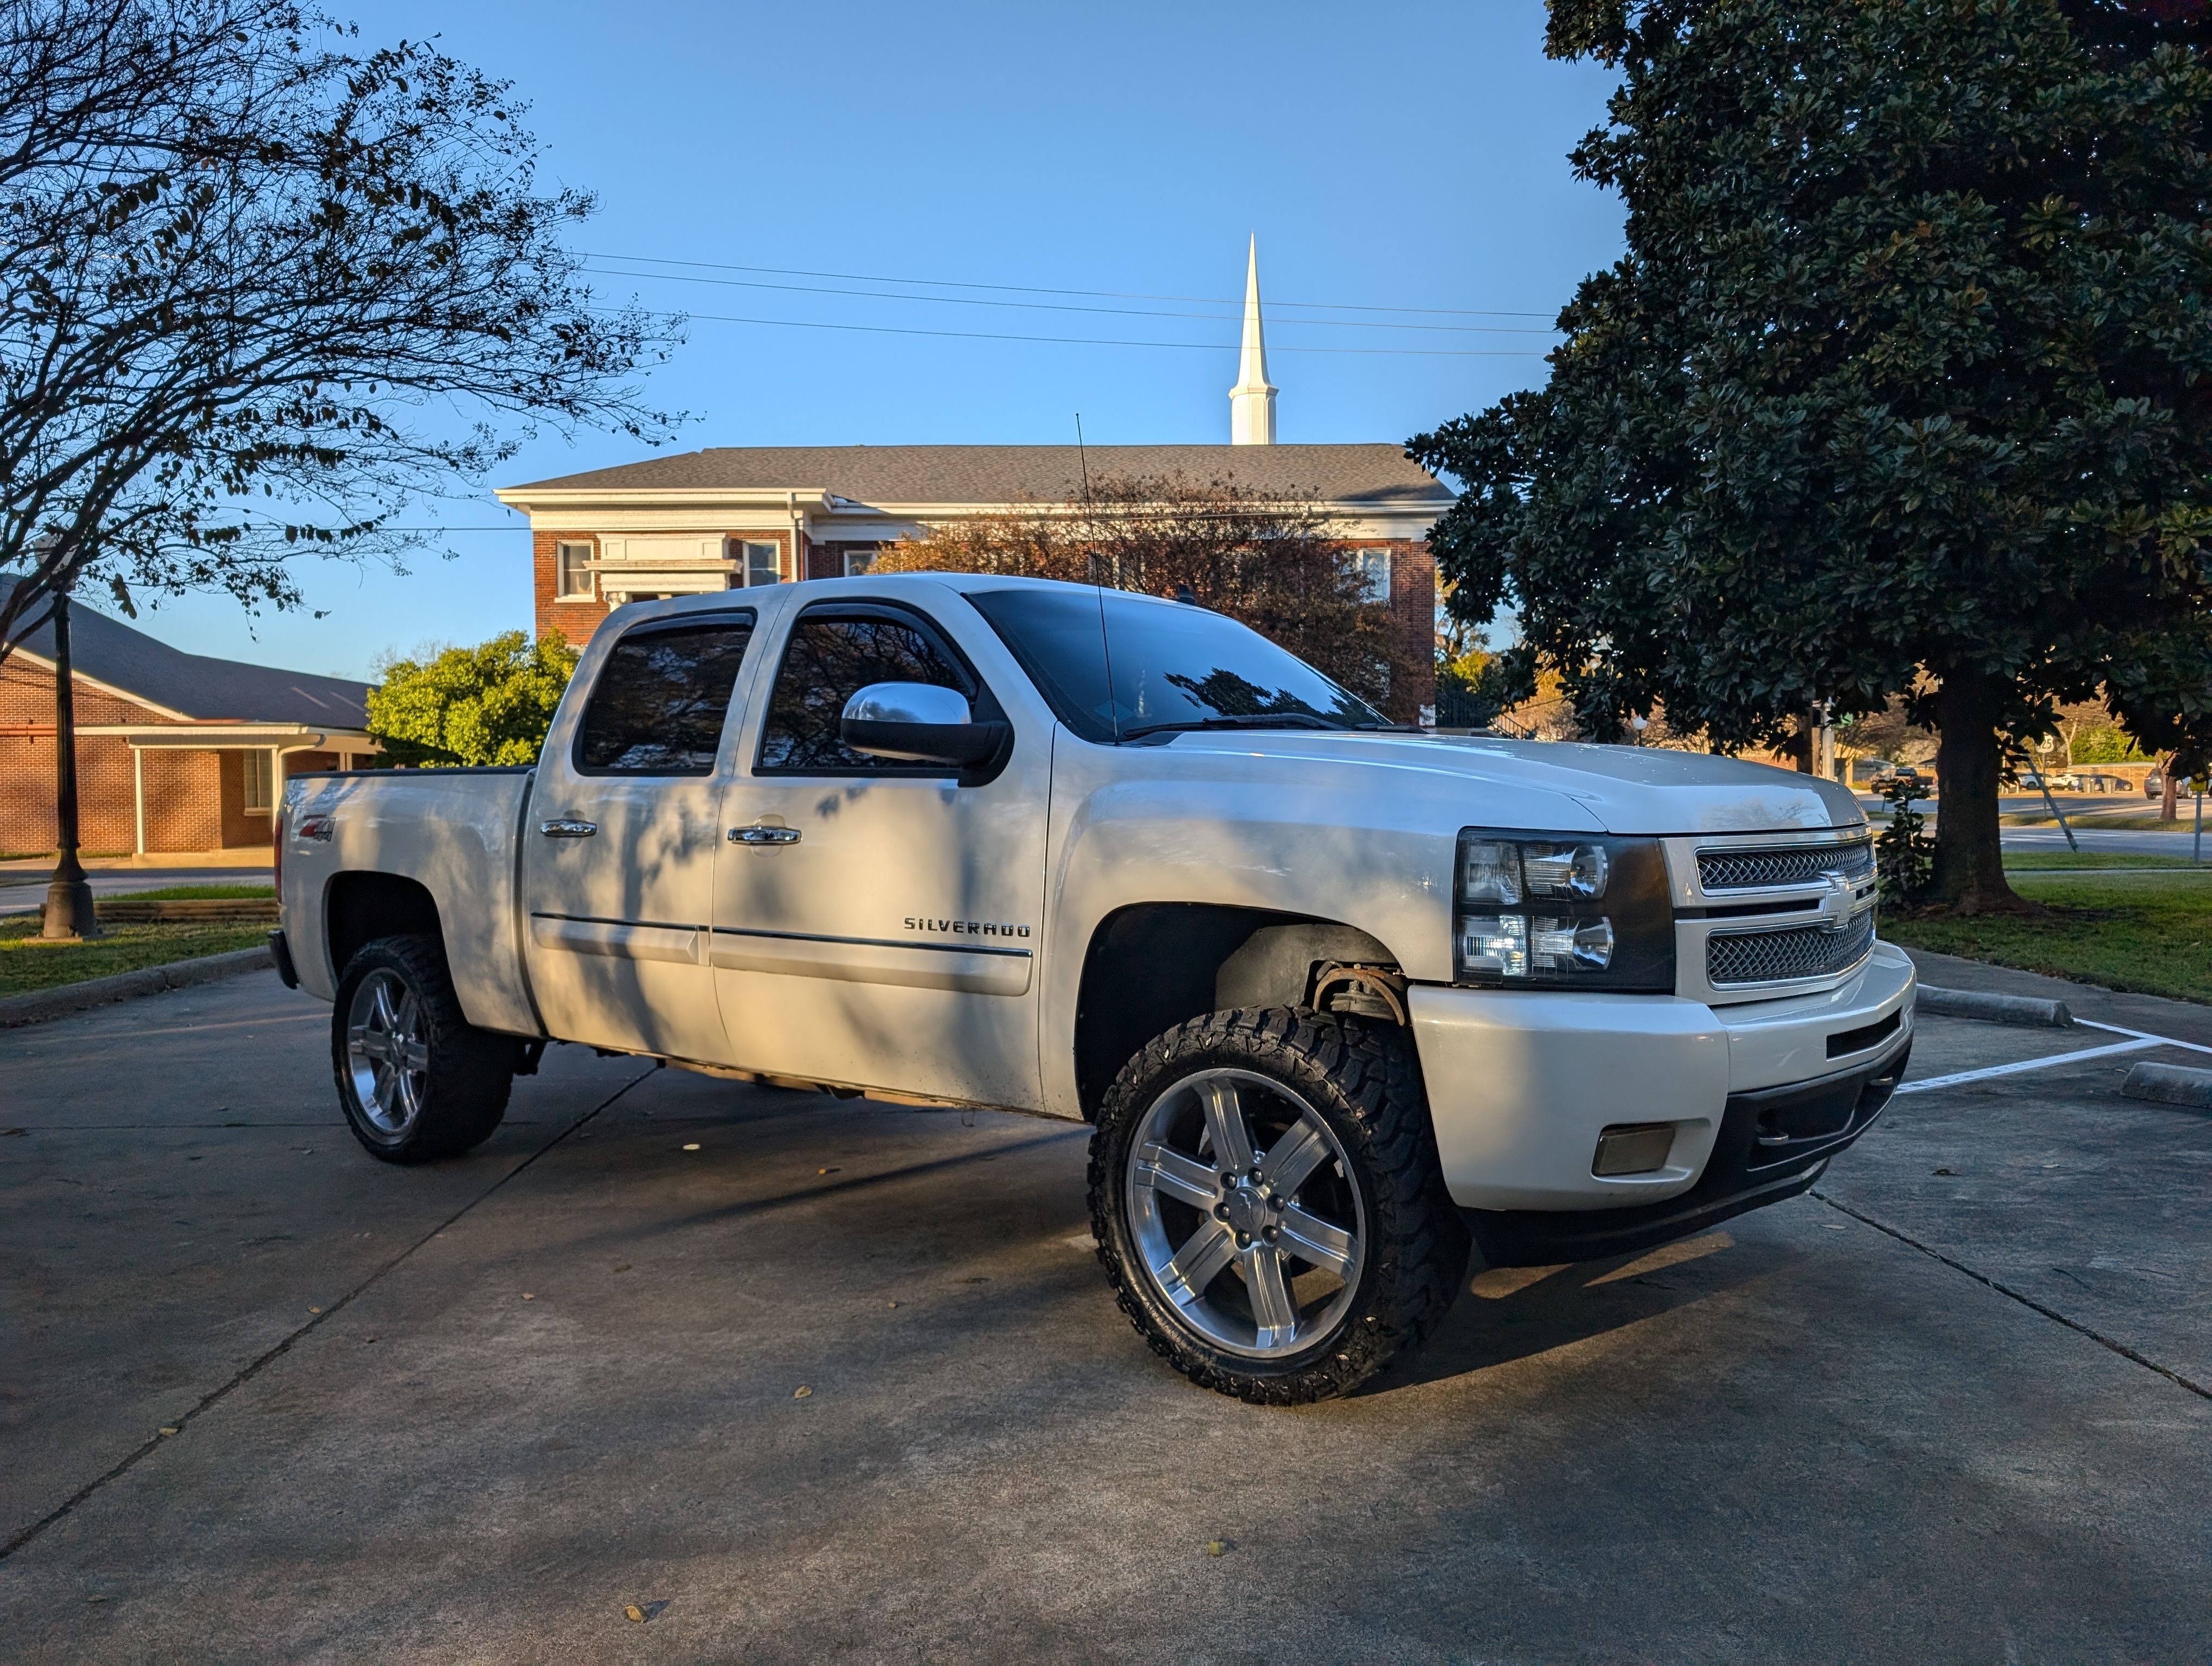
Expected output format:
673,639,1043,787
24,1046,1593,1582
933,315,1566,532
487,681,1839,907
1369,1227,1803,1393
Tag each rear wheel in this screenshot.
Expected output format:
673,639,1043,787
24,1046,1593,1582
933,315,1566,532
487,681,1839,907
332,935,513,1163
1088,1007,1467,1404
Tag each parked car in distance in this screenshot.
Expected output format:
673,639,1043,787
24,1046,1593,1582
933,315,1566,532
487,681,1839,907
2146,770,2165,799
2018,771,2075,792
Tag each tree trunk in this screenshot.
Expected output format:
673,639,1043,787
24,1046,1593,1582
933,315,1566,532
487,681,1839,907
2162,754,2181,821
1928,667,2025,913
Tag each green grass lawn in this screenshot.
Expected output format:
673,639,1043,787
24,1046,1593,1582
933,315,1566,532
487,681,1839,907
111,884,276,900
1883,869,2212,1005
0,913,267,997
2002,851,2200,870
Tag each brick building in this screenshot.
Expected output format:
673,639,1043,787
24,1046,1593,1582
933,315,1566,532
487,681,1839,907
497,441,1452,717
494,247,1455,720
0,577,376,858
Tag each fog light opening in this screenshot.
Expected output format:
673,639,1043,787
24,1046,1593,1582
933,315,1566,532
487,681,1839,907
1592,1123,1676,1177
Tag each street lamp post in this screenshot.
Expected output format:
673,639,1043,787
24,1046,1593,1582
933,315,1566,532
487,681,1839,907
41,581,99,940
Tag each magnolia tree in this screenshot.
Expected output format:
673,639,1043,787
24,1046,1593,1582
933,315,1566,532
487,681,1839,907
874,471,1422,717
0,0,677,658
365,631,578,767
1412,0,2212,912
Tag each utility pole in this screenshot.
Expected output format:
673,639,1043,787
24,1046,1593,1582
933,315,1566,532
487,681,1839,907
41,576,99,940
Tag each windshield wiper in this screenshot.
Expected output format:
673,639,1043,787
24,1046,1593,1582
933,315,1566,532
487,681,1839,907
1119,712,1346,740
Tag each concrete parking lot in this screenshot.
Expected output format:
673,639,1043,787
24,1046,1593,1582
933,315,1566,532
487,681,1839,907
3,956,2209,1663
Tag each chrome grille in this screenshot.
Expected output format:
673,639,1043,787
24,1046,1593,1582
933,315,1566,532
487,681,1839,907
1699,840,1874,892
1707,911,1875,986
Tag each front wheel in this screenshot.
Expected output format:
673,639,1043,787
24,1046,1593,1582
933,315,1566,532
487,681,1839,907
1088,1008,1467,1404
332,935,513,1163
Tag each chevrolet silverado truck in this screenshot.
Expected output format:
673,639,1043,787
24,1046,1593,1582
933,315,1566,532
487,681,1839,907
273,573,1914,1403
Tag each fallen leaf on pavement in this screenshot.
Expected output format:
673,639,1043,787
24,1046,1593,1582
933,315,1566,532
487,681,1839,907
1205,1540,1227,1558
624,1605,646,1623
683,1143,701,1152
793,1385,813,1399
523,1293,535,1300
158,1427,179,1437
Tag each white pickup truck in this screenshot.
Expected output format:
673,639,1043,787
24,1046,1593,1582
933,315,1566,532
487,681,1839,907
274,573,1913,1403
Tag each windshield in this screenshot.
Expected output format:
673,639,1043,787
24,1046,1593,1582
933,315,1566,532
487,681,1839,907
966,584,1388,744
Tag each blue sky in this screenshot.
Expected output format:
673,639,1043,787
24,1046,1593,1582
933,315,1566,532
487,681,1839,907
138,1,1625,678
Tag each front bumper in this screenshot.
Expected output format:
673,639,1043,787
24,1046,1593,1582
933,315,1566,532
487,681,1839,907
1409,943,1915,1265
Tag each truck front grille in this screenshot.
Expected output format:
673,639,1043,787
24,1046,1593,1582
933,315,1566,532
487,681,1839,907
1699,840,1874,892
1707,912,1875,986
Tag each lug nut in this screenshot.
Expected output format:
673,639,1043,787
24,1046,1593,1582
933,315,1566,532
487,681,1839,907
1235,1233,1251,1248
1262,1225,1278,1242
1214,1203,1229,1221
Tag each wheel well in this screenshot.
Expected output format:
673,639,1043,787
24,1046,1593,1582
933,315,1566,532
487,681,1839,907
1072,904,1400,1119
325,872,442,979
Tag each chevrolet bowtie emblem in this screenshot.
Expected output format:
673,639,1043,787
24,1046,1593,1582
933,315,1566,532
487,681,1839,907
1817,871,1855,932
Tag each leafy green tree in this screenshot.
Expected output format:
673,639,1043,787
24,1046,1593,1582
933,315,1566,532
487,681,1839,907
1411,0,2212,912
0,0,676,665
366,631,578,767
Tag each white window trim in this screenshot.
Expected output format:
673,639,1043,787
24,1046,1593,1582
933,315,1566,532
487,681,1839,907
738,537,783,587
555,540,596,599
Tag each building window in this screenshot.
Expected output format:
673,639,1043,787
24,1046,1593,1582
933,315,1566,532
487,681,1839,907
740,539,782,587
555,541,595,599
842,548,878,577
242,749,274,813
1353,548,1392,605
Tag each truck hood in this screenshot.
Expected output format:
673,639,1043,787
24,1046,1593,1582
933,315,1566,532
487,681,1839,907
1158,732,1865,836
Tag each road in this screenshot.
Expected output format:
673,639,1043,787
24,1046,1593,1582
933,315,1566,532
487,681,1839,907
0,865,272,918
2,962,2209,1661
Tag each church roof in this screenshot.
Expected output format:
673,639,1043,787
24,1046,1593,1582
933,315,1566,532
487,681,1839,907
506,443,1453,511
1,576,372,726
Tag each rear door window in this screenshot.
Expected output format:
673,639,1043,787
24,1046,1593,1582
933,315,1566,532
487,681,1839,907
756,604,995,774
574,613,756,774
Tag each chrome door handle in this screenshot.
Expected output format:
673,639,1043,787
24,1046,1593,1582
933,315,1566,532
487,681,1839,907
729,824,801,846
539,819,598,838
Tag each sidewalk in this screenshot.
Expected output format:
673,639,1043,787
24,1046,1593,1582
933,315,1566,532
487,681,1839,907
1901,945,2212,1048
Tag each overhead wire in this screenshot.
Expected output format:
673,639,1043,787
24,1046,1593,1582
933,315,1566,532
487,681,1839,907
580,261,1560,337
603,306,1548,357
578,249,1558,321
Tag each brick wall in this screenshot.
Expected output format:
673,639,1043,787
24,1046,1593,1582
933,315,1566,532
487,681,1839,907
534,529,806,645
1,655,242,855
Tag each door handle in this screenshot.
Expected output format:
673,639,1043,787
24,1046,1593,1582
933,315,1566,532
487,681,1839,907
729,824,801,846
539,819,598,838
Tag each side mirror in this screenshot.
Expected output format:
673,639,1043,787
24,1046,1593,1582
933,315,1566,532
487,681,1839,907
840,682,1008,766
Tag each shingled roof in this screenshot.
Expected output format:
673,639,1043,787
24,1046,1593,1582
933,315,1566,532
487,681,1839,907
1,576,372,727
507,443,1454,511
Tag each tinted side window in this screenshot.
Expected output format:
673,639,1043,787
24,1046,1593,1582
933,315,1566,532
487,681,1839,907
575,616,755,774
757,609,978,773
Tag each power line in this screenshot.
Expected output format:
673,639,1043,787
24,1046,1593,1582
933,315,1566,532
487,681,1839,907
646,307,1548,357
580,249,1557,321
582,262,1561,337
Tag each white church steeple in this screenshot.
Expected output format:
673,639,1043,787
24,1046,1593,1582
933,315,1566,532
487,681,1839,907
1229,236,1277,445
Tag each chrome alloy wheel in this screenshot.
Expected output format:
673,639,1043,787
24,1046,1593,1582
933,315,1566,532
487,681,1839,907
344,967,430,1137
1124,1068,1367,1360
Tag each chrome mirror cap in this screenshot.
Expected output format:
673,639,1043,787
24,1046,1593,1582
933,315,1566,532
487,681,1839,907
841,682,972,728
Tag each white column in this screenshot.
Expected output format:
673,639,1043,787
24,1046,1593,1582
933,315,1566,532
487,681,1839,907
133,747,145,856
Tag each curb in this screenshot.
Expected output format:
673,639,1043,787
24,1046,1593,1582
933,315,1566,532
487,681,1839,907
2120,1061,2212,1110
0,946,274,1028
1915,985,2073,1028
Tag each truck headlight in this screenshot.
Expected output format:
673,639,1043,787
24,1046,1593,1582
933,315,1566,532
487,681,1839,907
1452,830,1675,992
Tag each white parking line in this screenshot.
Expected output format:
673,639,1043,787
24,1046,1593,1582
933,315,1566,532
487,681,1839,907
2075,1018,2212,1058
1894,1037,2164,1095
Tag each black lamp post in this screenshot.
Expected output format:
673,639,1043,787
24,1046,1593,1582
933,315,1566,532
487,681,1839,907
41,580,99,940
